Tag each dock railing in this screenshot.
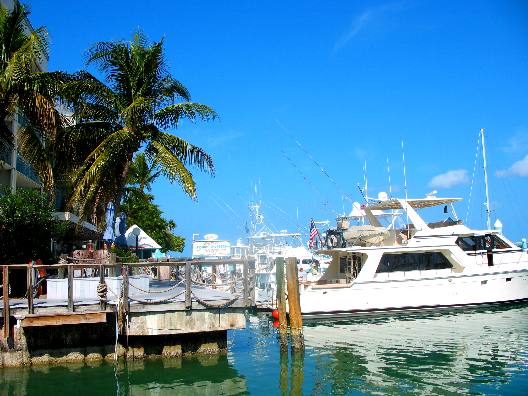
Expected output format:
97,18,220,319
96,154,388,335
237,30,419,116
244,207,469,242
1,257,256,339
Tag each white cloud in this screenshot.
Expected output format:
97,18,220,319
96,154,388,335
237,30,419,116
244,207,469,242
333,1,407,52
428,169,469,189
499,128,528,153
334,10,373,51
496,154,528,177
206,130,244,148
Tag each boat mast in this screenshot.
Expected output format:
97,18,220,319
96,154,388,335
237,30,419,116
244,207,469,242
481,128,491,230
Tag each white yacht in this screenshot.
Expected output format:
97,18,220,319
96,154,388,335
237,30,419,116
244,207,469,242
298,196,528,319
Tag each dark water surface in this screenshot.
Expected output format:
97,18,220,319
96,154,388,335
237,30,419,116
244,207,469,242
2,304,528,395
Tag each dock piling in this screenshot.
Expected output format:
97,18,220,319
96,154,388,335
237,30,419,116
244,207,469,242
275,257,288,351
286,257,304,351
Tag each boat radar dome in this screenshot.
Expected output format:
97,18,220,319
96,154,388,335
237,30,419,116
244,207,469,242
377,192,389,201
494,219,503,234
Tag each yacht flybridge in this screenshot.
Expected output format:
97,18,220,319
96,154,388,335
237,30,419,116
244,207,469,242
298,196,528,318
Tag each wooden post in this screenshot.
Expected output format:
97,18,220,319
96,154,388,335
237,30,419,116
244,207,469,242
290,348,305,395
248,259,256,306
185,261,192,309
27,262,34,314
243,258,249,307
122,265,129,312
212,263,217,289
279,347,289,395
67,264,74,312
109,253,117,277
286,257,304,350
2,266,10,339
275,257,288,351
99,264,107,311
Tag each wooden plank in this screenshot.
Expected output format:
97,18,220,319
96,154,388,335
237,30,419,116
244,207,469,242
3,266,10,338
20,312,107,328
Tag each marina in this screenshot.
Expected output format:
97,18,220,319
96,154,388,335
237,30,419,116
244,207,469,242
0,0,527,394
1,304,528,394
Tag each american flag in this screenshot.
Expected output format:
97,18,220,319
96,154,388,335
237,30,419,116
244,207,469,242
309,219,318,249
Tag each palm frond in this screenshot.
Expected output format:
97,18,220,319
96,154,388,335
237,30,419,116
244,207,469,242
155,102,217,130
152,131,215,175
147,139,197,199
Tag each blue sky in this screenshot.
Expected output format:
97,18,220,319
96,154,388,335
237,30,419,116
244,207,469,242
30,1,528,254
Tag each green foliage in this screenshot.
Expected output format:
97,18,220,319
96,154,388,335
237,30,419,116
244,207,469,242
108,245,139,263
62,32,216,222
121,189,185,253
0,189,62,264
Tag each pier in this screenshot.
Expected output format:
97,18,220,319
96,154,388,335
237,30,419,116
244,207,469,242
0,257,256,367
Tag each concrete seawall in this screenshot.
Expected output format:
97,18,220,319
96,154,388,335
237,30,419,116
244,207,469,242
1,309,245,367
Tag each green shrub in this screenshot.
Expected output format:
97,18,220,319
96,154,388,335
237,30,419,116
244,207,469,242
0,188,60,264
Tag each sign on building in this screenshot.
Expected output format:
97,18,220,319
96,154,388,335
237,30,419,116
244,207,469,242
192,240,231,258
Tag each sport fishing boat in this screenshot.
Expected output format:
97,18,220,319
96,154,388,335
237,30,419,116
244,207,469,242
299,196,528,319
241,201,329,306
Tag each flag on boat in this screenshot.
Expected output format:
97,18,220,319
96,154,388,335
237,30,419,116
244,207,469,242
309,219,318,249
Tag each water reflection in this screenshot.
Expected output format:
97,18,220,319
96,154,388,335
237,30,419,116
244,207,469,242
1,304,527,395
1,354,247,396
302,304,528,395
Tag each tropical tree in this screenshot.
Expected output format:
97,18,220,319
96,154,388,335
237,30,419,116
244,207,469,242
127,152,161,194
0,1,66,148
64,32,216,222
0,1,77,202
121,189,185,253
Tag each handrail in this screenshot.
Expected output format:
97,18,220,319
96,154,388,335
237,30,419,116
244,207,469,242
0,258,256,327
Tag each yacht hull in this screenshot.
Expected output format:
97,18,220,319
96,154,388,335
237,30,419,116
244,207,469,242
300,268,528,319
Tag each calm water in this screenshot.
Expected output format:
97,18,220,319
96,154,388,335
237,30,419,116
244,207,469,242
2,304,528,395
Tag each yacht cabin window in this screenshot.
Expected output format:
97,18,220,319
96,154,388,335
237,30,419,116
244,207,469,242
455,235,511,251
339,254,362,280
376,252,452,273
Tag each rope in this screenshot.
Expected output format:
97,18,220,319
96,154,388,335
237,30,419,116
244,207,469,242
97,282,108,302
127,289,186,304
191,290,240,309
128,279,185,294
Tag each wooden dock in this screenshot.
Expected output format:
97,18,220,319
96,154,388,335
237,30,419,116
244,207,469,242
0,258,256,367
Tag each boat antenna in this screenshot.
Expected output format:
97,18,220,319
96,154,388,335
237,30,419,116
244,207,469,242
402,140,410,238
363,160,368,201
386,156,393,198
465,130,481,225
481,128,492,229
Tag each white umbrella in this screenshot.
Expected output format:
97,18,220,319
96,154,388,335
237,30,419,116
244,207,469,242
125,224,161,249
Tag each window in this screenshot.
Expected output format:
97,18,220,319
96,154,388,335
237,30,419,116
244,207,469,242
376,252,453,273
456,235,512,251
340,254,363,279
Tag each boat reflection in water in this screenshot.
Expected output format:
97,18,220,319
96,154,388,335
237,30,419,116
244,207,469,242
302,303,528,395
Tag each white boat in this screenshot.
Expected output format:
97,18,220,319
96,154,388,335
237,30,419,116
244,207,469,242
236,201,328,305
298,196,528,319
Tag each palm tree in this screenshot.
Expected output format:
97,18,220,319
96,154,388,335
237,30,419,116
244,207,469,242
0,1,66,147
126,152,161,194
0,1,74,200
64,32,216,221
